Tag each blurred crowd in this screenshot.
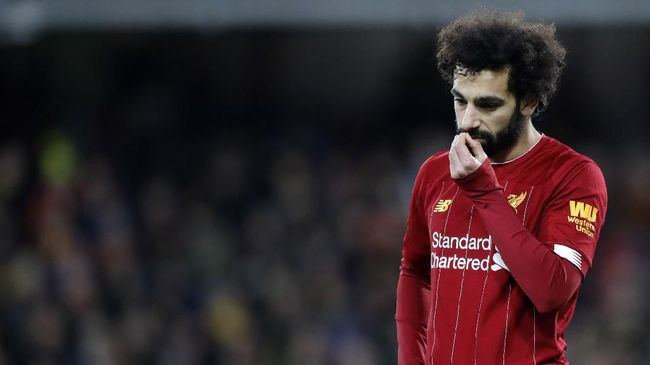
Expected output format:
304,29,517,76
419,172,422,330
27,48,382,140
0,30,649,365
0,124,648,365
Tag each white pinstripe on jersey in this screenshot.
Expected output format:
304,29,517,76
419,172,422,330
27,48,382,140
502,283,512,365
450,205,476,364
431,185,459,365
521,185,536,364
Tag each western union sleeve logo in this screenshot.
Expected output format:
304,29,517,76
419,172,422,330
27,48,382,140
569,200,598,222
568,200,597,238
433,199,452,213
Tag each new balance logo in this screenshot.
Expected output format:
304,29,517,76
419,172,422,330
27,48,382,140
569,200,598,223
433,199,452,213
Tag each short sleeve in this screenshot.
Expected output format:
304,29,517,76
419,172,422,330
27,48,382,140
538,162,608,277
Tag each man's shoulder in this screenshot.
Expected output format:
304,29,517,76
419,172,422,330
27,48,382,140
541,136,605,184
417,151,451,181
540,136,599,168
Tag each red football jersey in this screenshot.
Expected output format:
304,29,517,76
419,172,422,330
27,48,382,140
396,135,608,365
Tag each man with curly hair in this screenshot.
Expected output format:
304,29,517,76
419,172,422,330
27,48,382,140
396,10,607,365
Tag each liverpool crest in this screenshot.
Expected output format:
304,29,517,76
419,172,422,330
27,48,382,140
507,192,527,213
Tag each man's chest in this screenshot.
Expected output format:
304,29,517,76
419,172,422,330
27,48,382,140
421,177,552,275
424,177,548,234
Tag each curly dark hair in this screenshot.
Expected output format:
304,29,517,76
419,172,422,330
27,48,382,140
436,10,566,114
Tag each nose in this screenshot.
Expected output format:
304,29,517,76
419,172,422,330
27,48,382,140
459,104,481,130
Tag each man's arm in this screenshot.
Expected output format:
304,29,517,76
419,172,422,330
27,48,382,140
396,165,431,365
449,133,589,314
453,157,582,313
396,263,431,364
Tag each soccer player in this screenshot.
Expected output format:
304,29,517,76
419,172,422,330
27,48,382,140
395,10,607,365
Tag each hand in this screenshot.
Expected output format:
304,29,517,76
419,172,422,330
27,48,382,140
449,133,488,179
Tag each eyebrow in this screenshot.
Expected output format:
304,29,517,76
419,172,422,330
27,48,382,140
451,88,506,105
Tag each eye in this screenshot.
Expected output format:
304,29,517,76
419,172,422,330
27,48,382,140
478,103,499,111
454,98,467,106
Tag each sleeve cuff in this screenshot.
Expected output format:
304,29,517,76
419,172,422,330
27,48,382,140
453,159,503,198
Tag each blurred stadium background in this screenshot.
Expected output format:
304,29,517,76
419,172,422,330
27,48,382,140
0,1,649,364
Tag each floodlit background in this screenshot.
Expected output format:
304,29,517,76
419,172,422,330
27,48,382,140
0,1,649,364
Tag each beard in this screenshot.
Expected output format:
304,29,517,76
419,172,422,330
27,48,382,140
455,101,525,158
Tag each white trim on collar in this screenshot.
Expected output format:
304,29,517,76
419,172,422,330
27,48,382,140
490,134,545,166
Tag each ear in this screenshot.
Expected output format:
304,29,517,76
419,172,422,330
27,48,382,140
519,95,539,117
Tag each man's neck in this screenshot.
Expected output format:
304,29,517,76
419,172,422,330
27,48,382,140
489,121,542,164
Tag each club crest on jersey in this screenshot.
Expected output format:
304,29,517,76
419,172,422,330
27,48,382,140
507,192,527,213
433,199,453,213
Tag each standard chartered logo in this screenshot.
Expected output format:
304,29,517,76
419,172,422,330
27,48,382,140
431,231,493,251
430,232,508,272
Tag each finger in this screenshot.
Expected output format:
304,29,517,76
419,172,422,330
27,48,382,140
464,134,488,162
449,139,461,164
449,141,463,178
455,133,475,164
449,135,459,157
457,134,485,176
450,134,459,149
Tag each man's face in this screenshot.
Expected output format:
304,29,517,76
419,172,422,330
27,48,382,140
451,68,524,157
